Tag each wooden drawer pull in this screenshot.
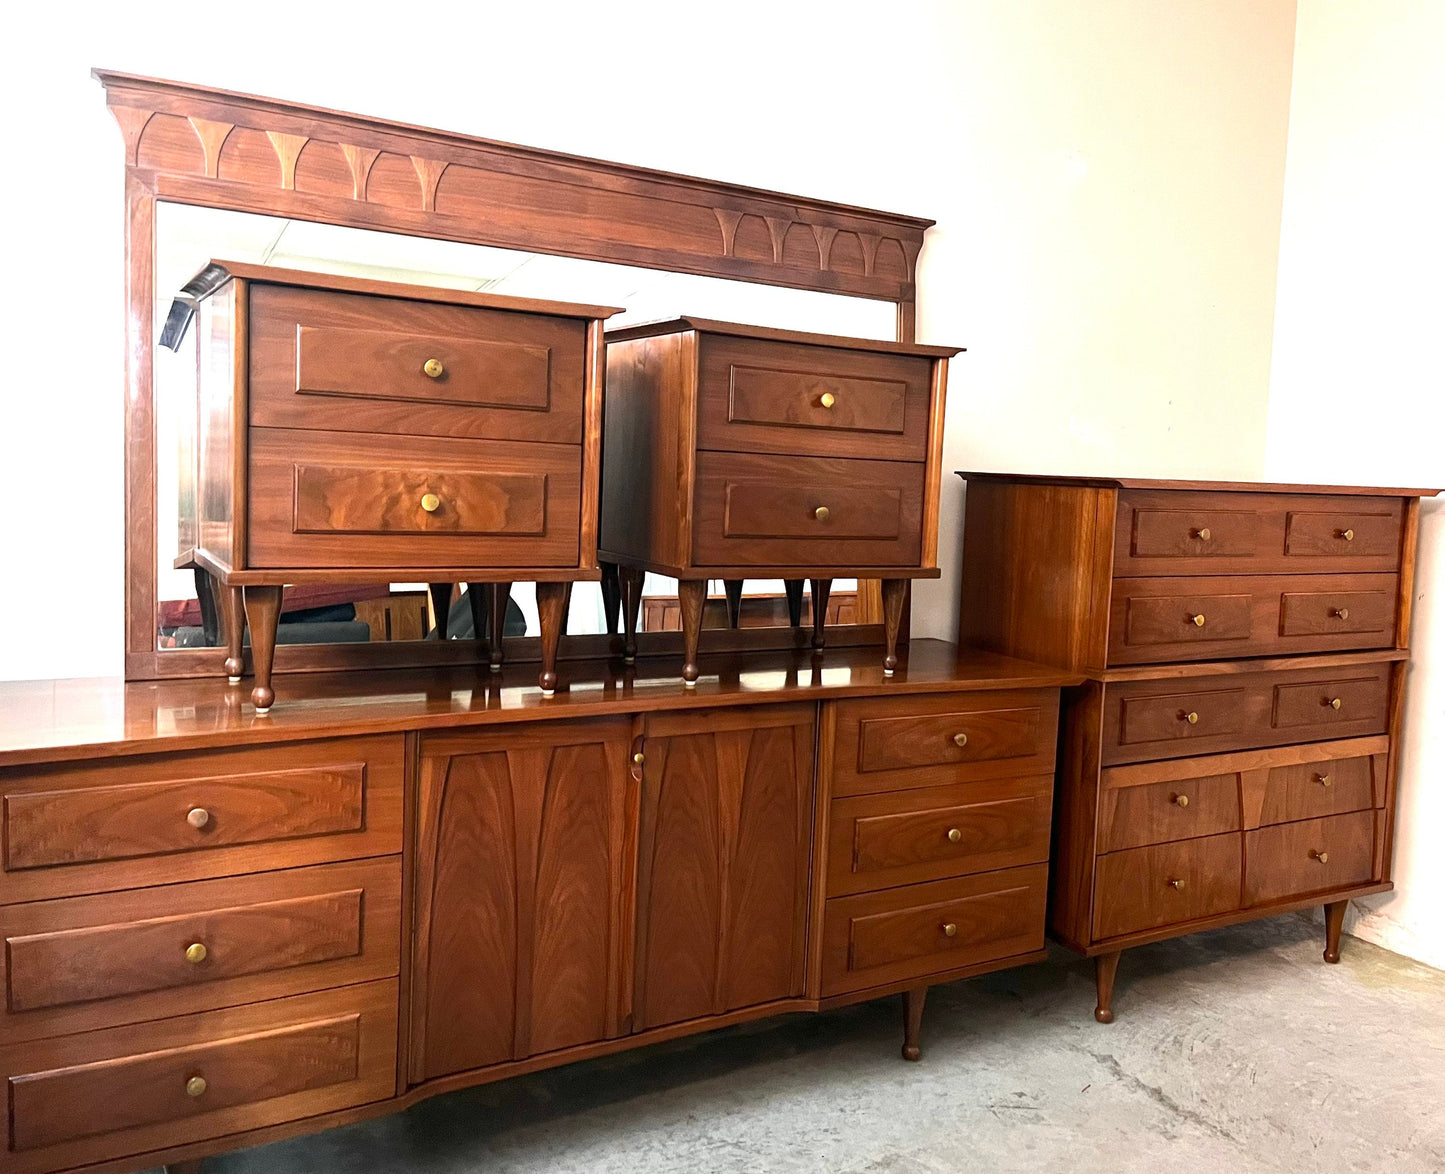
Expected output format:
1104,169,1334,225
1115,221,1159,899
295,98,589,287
184,942,208,964
422,358,444,379
1191,527,1212,541
946,827,962,843
1166,877,1185,891
819,392,836,409
1171,793,1190,808
1190,613,1206,628
185,1075,208,1098
186,807,210,830
942,922,958,938
1310,849,1330,864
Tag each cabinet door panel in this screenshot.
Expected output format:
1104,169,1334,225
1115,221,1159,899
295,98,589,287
634,705,814,1032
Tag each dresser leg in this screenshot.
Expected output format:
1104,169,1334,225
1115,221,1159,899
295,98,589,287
194,568,221,647
536,581,572,695
219,583,245,683
724,579,744,629
490,583,512,672
466,584,492,660
1324,900,1348,963
242,586,282,714
600,562,622,635
678,579,707,687
809,579,832,650
881,578,907,676
428,583,454,640
784,579,804,628
620,567,644,664
1094,950,1122,1023
901,984,928,1061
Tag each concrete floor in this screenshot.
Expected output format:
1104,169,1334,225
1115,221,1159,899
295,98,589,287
162,915,1445,1174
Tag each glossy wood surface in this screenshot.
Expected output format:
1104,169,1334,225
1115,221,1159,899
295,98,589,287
1242,810,1377,906
1092,834,1242,940
957,472,1441,497
1097,770,1242,853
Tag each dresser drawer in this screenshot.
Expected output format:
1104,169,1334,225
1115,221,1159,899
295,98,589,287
826,776,1052,897
1107,574,1397,664
0,859,401,1044
0,980,397,1174
829,689,1059,796
691,450,924,569
695,333,932,463
1101,661,1392,766
1098,770,1241,853
0,736,404,904
1244,811,1377,905
248,427,582,569
1257,749,1383,827
1113,490,1406,576
1093,834,1242,940
248,282,589,444
820,865,1047,996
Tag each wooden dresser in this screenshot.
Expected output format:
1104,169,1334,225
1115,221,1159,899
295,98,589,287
956,474,1438,1022
172,261,619,709
599,319,960,683
0,642,1075,1174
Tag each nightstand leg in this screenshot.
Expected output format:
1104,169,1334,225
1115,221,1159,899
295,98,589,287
881,578,907,676
724,579,744,629
536,581,572,696
466,584,492,659
242,586,282,714
601,562,622,635
219,584,245,683
1094,950,1122,1023
678,579,707,687
901,985,928,1061
784,579,804,628
621,567,644,664
490,583,511,672
194,568,220,647
809,579,832,650
1324,900,1347,964
428,583,453,640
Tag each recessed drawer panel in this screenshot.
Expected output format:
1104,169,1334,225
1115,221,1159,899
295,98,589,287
827,776,1052,896
1093,834,1242,940
1284,509,1403,559
1278,587,1395,638
1243,811,1376,906
1116,687,1251,750
1099,771,1241,853
0,981,397,1174
1257,752,1382,827
820,865,1047,996
1273,673,1391,728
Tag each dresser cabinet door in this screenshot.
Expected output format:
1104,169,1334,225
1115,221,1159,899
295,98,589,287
633,705,814,1032
409,720,637,1083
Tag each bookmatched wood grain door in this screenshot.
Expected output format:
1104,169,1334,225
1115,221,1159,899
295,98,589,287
409,720,637,1083
633,704,815,1032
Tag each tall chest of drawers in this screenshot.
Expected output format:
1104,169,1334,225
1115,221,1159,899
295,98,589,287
956,473,1439,1021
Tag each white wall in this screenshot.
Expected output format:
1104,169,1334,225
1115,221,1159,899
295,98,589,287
1265,0,1445,967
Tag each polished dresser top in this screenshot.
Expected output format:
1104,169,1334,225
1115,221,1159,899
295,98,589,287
956,471,1441,497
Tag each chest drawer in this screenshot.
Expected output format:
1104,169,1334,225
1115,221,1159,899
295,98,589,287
0,980,397,1174
1243,811,1377,906
0,736,404,904
691,450,924,570
0,859,400,1045
1256,749,1383,827
820,865,1047,996
829,689,1059,797
1113,490,1406,576
826,776,1052,897
1093,833,1242,940
248,282,589,444
1099,771,1241,853
695,333,932,463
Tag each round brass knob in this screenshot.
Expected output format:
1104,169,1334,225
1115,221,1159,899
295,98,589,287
814,506,831,522
420,493,441,513
1310,849,1330,864
1192,527,1212,541
1184,711,1200,725
1341,528,1355,541
632,751,645,766
1191,613,1206,628
1316,773,1333,787
952,733,968,747
1167,878,1184,891
1330,697,1343,710
186,1075,208,1098
1333,607,1350,620
423,358,444,379
819,392,836,409
942,923,958,938
947,827,962,844
186,807,210,830
185,942,208,964
1172,793,1190,808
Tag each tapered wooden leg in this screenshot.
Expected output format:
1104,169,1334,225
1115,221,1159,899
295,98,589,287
1094,950,1122,1023
810,579,832,650
194,568,220,647
466,583,493,658
536,581,572,696
219,584,245,683
678,579,707,687
242,586,282,714
428,583,454,640
901,985,928,1061
881,578,907,676
1324,900,1347,964
165,1161,204,1174
784,579,805,628
620,567,644,663
600,562,622,635
490,583,511,672
723,579,744,629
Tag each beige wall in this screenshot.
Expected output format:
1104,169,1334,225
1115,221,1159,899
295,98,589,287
1266,0,1445,966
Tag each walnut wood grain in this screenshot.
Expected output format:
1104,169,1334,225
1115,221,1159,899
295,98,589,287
1097,771,1241,854
241,585,282,712
1242,811,1377,906
1092,834,1242,940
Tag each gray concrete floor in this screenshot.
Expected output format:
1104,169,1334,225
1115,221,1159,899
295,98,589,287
163,914,1445,1173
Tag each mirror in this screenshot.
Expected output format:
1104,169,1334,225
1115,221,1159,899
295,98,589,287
154,203,894,654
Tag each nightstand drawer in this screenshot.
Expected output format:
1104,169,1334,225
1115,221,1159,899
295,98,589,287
1243,811,1377,905
1093,834,1242,940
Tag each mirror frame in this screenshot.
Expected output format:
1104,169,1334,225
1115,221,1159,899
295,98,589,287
96,70,933,681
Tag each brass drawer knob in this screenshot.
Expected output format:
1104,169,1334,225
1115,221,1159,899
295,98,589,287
423,358,444,378
184,942,208,965
1316,773,1333,787
1310,849,1330,864
186,1075,208,1098
1332,607,1351,620
1171,793,1190,808
632,751,645,766
942,922,958,938
819,392,836,409
420,493,441,513
1183,711,1200,725
1339,528,1355,541
1191,613,1206,628
1191,527,1212,541
1330,697,1343,710
952,733,968,747
186,807,210,830
1167,878,1185,891
814,506,831,522
947,827,962,844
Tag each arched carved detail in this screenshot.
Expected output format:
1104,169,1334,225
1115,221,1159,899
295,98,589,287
135,113,205,174
366,152,424,209
341,145,381,200
217,127,279,186
267,132,310,191
411,157,450,213
293,139,355,199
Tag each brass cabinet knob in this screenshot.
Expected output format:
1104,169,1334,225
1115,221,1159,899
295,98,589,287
420,493,441,513
814,506,831,522
1191,613,1206,628
952,733,968,747
1316,773,1333,787
1167,878,1185,891
186,1075,208,1098
184,942,208,965
1310,849,1330,864
819,392,836,409
632,752,645,767
947,827,962,844
1340,528,1355,541
423,358,444,378
1332,607,1351,620
1330,697,1343,710
1172,793,1190,808
942,922,958,938
1192,527,1212,541
1183,711,1200,725
186,807,210,829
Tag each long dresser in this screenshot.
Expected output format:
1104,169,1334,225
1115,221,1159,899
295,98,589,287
0,642,1075,1174
956,474,1438,1022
